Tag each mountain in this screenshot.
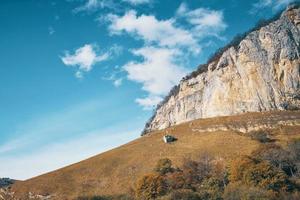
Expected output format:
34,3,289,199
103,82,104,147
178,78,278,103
143,5,300,135
4,111,300,199
3,5,300,200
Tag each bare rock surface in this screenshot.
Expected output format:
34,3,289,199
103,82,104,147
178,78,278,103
143,6,300,134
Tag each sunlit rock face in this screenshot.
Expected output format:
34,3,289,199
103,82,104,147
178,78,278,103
143,6,300,134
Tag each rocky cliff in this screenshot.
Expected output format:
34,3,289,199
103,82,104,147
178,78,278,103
143,5,300,134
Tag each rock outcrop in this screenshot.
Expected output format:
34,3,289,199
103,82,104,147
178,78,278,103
143,5,300,134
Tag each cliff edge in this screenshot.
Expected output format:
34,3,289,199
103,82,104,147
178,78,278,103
143,5,300,135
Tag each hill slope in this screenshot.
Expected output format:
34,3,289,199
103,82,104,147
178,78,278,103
5,5,300,200
6,111,300,200
143,5,300,134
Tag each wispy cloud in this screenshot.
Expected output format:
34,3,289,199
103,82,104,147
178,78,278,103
251,0,298,13
122,0,152,5
0,138,28,154
101,66,124,87
48,26,55,35
0,98,143,179
113,78,123,87
0,100,106,155
73,0,152,13
273,0,299,9
136,96,162,110
73,0,117,13
0,129,138,180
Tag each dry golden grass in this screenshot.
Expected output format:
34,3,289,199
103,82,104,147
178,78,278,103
10,111,300,200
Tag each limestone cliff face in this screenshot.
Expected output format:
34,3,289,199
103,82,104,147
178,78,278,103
143,6,300,134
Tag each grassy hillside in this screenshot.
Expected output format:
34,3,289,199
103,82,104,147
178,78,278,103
9,111,300,200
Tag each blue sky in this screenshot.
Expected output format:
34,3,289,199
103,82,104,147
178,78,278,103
0,0,297,180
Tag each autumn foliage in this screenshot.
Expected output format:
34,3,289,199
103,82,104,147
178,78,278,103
154,158,173,175
228,156,291,192
135,173,167,200
133,137,300,199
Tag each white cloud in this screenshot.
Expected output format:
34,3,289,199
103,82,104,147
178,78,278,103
107,10,201,53
176,3,227,38
106,6,227,109
61,44,109,78
136,96,162,110
124,47,186,95
107,7,226,50
187,9,226,30
123,0,152,5
122,46,187,108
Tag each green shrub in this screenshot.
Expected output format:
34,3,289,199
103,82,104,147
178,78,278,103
252,144,296,176
249,130,272,143
166,171,187,190
180,153,214,188
154,158,173,175
197,178,224,200
135,173,167,200
229,156,293,192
